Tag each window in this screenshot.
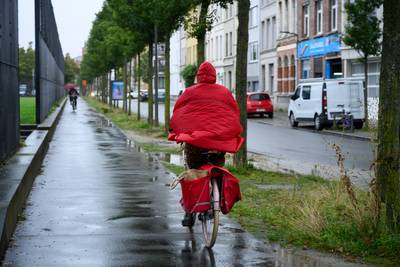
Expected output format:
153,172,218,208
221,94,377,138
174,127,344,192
302,86,311,100
331,0,337,31
225,33,228,57
266,19,270,49
261,21,266,49
272,17,276,47
303,5,309,37
314,57,323,78
285,0,289,31
292,86,301,100
229,32,233,56
249,7,257,28
250,93,270,101
302,59,311,79
249,42,258,61
279,2,283,31
316,0,323,34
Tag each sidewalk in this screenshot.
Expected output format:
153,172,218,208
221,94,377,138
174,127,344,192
3,99,276,266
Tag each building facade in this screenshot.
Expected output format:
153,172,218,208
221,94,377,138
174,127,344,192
259,0,277,97
276,0,297,108
297,0,343,81
247,0,260,92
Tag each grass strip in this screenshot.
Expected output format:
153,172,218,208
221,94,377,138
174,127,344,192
84,97,166,138
165,162,400,266
20,97,36,124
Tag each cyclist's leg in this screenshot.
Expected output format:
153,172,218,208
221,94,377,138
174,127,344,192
181,144,209,227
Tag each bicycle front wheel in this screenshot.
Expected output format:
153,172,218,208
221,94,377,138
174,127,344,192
201,178,220,248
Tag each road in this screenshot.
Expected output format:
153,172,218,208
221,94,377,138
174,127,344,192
126,100,374,186
3,99,372,266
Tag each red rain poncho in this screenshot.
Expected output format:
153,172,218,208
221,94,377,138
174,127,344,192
168,62,244,153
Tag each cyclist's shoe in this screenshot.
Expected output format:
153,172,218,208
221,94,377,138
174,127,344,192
182,212,195,227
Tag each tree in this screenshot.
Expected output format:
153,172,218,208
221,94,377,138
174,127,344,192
19,43,35,93
180,64,198,87
233,0,249,167
64,53,80,84
343,0,382,129
184,0,233,65
377,0,400,232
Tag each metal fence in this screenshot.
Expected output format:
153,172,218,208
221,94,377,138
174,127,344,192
35,0,64,124
0,0,19,162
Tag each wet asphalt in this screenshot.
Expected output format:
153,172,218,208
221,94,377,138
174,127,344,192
3,99,374,267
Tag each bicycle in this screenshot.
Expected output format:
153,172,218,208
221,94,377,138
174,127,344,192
70,96,77,111
173,161,243,249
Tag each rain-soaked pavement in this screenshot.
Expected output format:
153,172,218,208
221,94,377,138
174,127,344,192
3,99,374,266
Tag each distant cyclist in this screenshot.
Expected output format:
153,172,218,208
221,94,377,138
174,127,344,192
68,88,80,110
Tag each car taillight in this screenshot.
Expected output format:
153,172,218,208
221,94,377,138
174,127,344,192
322,85,328,113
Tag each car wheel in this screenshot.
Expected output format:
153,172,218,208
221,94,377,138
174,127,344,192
289,113,298,127
269,112,274,119
314,115,324,131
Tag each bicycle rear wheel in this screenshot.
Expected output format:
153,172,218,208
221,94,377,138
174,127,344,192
200,178,220,248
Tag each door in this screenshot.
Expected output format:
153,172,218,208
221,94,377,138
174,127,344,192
348,82,364,119
290,86,302,119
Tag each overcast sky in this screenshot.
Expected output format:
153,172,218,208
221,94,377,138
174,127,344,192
19,0,105,58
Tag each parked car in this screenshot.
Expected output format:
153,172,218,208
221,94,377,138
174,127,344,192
140,89,165,103
19,84,27,96
247,92,274,118
288,79,365,131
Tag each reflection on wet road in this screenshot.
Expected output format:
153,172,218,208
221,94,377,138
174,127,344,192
4,99,373,266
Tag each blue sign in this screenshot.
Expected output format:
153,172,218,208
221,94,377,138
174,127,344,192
112,81,124,100
297,34,341,59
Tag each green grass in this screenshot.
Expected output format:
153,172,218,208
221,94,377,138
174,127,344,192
84,97,166,138
139,143,181,154
164,162,400,266
20,97,36,124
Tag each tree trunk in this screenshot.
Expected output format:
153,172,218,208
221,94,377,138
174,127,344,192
364,56,369,129
148,42,154,125
196,0,210,65
165,32,171,133
123,62,128,113
128,59,132,116
154,24,159,127
233,0,250,168
377,0,400,232
137,53,141,121
109,70,112,108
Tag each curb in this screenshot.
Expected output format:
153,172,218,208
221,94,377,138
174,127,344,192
320,130,373,142
0,97,67,260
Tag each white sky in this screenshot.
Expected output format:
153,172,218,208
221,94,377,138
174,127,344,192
19,0,105,58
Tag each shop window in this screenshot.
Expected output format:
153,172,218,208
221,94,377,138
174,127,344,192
314,57,323,78
302,59,311,79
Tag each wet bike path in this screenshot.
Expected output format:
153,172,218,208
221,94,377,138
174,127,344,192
3,99,372,267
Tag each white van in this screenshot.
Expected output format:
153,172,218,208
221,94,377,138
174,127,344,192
288,79,365,130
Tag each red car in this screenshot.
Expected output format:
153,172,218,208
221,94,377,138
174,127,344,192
247,92,274,118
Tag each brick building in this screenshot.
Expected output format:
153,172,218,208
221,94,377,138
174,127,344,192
276,0,297,108
297,0,343,80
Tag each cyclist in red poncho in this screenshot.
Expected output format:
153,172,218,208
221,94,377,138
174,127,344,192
169,61,244,226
